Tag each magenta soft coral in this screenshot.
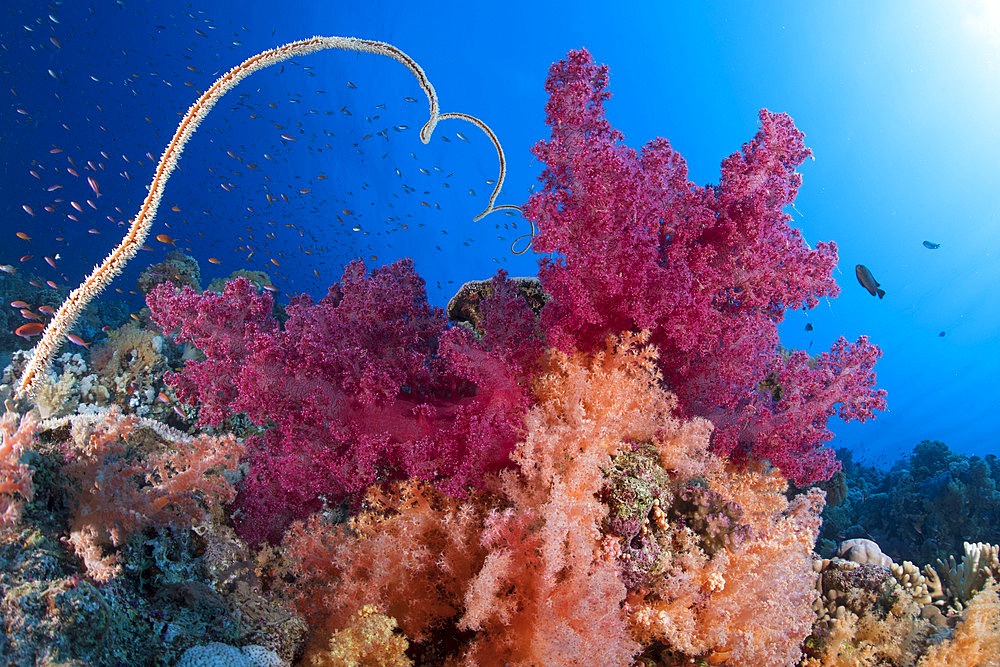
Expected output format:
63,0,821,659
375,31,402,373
523,49,885,484
147,259,531,543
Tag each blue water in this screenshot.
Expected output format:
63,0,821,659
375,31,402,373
2,0,998,468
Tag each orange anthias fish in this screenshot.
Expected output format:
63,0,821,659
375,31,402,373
14,322,45,339
66,334,89,348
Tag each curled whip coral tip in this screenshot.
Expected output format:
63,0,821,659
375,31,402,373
16,36,520,400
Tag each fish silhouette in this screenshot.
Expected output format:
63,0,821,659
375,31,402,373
855,265,885,298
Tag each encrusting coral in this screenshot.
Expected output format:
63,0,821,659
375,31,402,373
137,250,202,295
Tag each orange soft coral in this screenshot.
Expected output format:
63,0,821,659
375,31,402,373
458,331,691,664
918,585,1000,667
61,407,245,581
0,410,37,527
627,464,824,667
279,479,489,651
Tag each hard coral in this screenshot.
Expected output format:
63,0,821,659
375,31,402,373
138,250,202,295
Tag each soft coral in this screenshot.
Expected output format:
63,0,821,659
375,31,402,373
148,259,531,543
523,49,885,484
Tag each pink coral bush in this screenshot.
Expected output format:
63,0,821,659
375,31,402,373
523,49,886,484
147,259,532,543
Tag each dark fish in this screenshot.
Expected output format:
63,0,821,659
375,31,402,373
804,323,813,331
922,241,940,249
938,331,946,337
855,265,885,298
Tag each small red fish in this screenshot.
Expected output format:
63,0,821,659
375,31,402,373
14,322,44,339
9,301,29,308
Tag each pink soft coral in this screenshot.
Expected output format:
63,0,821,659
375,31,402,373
148,259,531,543
523,49,885,484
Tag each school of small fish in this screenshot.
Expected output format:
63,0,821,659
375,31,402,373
5,4,532,347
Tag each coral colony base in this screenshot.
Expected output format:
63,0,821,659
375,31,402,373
1,37,998,666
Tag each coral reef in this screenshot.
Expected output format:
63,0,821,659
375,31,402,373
0,42,942,666
806,556,937,664
820,442,1000,567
